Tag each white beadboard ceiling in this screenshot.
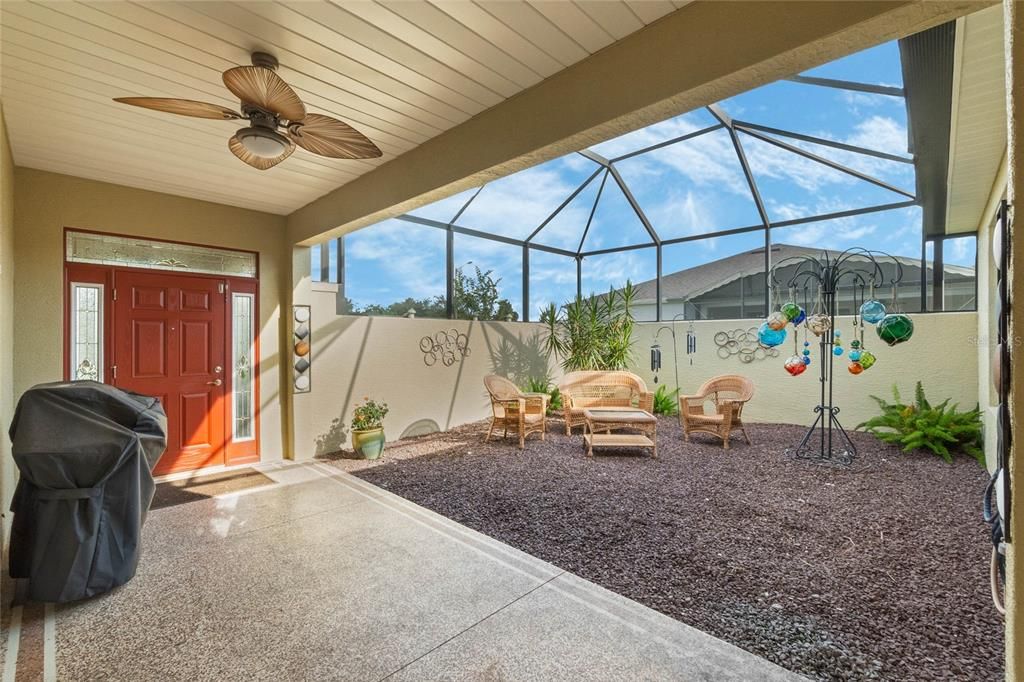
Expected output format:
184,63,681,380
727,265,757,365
946,5,1006,234
0,0,688,216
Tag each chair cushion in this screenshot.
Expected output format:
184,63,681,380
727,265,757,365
687,413,726,424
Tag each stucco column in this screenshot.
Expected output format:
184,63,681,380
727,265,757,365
1005,0,1024,677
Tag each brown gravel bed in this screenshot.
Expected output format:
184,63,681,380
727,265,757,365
320,417,1002,681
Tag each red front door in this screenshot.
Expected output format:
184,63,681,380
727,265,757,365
112,270,227,474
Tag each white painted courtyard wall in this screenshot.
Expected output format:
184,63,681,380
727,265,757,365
628,313,979,428
291,284,557,457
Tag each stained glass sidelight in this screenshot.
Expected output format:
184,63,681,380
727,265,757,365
70,283,103,381
232,293,255,441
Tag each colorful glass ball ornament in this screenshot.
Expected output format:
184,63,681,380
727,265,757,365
832,330,844,356
859,350,877,369
876,313,914,346
860,300,887,325
849,349,862,362
848,361,864,375
784,355,807,376
757,321,787,347
833,346,845,356
807,314,831,336
802,356,811,365
781,302,802,321
791,308,807,325
767,311,789,331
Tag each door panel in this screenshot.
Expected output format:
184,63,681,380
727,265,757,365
113,270,226,474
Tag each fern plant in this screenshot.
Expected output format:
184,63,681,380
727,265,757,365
652,385,679,416
857,382,983,464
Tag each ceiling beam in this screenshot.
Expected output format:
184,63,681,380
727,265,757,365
287,0,992,245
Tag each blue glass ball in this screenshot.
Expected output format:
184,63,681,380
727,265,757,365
802,356,811,365
834,330,841,338
757,321,787,347
860,300,887,324
849,350,862,361
791,308,806,326
803,341,810,347
802,349,810,356
833,346,844,356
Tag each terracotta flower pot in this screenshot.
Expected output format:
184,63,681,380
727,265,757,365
352,428,386,460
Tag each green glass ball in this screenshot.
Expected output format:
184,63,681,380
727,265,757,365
859,350,876,369
781,302,801,321
876,314,914,346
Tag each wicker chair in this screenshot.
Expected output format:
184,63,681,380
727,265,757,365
557,371,654,435
679,375,755,449
483,375,547,449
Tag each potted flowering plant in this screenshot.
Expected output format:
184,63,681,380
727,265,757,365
351,397,389,460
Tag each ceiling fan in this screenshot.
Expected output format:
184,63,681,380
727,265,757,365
114,52,382,170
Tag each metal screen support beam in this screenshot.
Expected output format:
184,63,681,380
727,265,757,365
709,104,773,313
335,237,347,315
522,245,530,322
576,256,583,300
395,214,576,258
608,165,661,246
733,120,913,164
527,168,603,244
446,227,455,319
931,238,944,311
786,74,904,97
318,240,331,283
656,244,663,322
577,170,609,254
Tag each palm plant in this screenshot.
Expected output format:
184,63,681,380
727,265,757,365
541,282,637,372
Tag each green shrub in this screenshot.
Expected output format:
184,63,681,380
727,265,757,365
523,376,562,413
652,385,679,416
856,382,983,464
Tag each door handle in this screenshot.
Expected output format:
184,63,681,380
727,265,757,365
207,379,223,386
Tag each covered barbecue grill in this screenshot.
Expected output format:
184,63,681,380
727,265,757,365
8,381,167,602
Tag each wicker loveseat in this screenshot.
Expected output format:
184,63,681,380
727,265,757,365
557,371,654,435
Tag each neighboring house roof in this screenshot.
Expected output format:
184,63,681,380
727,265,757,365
627,243,974,304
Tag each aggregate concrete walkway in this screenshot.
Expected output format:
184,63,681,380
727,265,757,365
3,462,801,681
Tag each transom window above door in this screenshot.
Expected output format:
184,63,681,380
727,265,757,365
66,230,257,278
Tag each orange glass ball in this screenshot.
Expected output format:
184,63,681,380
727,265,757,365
848,361,864,375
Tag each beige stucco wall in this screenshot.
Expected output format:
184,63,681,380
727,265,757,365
0,107,15,544
629,314,979,428
291,277,978,458
290,286,557,458
11,169,291,462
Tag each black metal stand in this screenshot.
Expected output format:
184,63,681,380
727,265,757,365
771,249,903,466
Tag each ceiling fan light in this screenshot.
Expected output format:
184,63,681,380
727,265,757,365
236,127,289,159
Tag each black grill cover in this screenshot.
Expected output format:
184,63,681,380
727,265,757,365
8,381,167,602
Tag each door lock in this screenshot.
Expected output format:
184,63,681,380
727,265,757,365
214,365,223,374
207,379,223,387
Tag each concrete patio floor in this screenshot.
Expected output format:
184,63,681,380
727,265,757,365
3,462,800,681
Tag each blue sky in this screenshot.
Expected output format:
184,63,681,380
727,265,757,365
334,40,975,318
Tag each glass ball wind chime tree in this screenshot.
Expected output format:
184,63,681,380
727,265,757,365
756,249,913,465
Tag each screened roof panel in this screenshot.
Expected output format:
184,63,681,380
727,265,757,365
803,42,904,87
587,108,719,160
770,205,922,261
740,133,911,224
532,170,606,250
455,152,600,240
580,176,653,252
407,186,480,223
453,233,522,319
720,81,909,157
615,127,763,240
752,131,915,195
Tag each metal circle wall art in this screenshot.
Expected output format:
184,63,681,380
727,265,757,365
292,305,311,393
714,327,779,363
420,329,470,367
